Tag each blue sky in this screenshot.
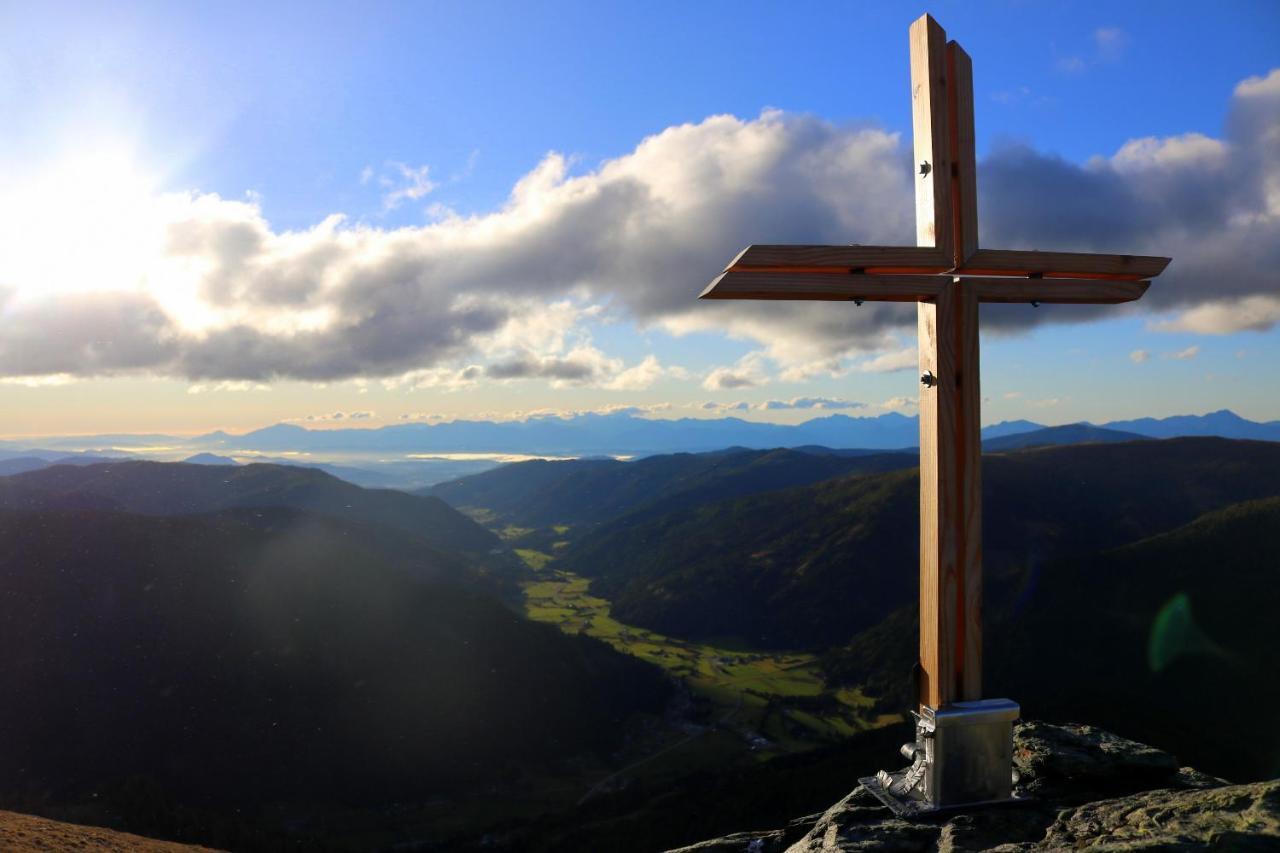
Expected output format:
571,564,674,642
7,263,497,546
1,1,1277,435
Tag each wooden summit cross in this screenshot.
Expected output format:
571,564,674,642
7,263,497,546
702,15,1169,715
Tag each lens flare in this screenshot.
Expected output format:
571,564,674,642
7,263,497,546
1147,593,1230,672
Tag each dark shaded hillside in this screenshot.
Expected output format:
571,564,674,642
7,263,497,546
997,495,1280,781
0,508,670,847
562,438,1280,649
427,447,915,529
0,461,521,580
497,723,913,853
823,497,1280,782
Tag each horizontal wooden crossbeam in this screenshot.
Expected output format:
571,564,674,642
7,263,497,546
701,271,1150,304
954,248,1170,281
700,271,945,302
722,244,1170,282
724,245,951,275
967,277,1149,304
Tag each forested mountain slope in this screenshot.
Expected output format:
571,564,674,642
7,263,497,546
0,461,520,579
560,438,1280,648
427,447,915,529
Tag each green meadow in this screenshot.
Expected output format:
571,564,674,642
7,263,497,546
520,550,895,753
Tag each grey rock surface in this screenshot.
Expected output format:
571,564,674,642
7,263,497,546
667,722,1280,853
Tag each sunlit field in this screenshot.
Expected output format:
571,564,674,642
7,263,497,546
519,548,898,758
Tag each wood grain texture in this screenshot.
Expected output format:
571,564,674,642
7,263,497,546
968,277,1150,304
958,249,1170,280
726,244,950,274
910,14,954,260
917,288,956,709
948,42,979,267
917,281,982,709
700,271,945,302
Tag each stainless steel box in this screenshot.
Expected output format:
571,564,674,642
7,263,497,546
920,698,1019,806
861,697,1020,816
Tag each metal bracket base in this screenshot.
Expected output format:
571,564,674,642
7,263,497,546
859,769,1029,819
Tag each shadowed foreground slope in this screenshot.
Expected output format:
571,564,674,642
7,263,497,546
0,507,669,847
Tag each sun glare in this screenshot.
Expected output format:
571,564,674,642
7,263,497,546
0,146,163,303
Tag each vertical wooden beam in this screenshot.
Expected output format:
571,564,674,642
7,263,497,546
914,13,961,711
917,280,983,709
947,42,979,266
914,16,984,708
917,286,957,709
909,14,954,261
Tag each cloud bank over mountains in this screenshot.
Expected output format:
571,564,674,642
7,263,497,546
0,69,1275,385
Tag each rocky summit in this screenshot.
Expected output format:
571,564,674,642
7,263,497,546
668,722,1280,852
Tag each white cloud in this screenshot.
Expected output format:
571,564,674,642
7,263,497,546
1165,345,1201,361
400,403,670,423
605,355,680,391
700,400,752,412
287,410,377,423
855,346,917,373
1154,295,1280,335
380,162,436,210
878,395,919,413
1129,349,1150,364
1,67,1278,385
703,370,757,391
700,396,864,412
388,365,484,391
0,373,77,387
1112,132,1228,173
760,396,864,411
187,380,271,393
703,351,771,391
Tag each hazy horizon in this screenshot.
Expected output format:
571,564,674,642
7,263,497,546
4,404,1277,444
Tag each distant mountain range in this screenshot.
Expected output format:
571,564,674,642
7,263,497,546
6,409,1278,459
981,423,1146,452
